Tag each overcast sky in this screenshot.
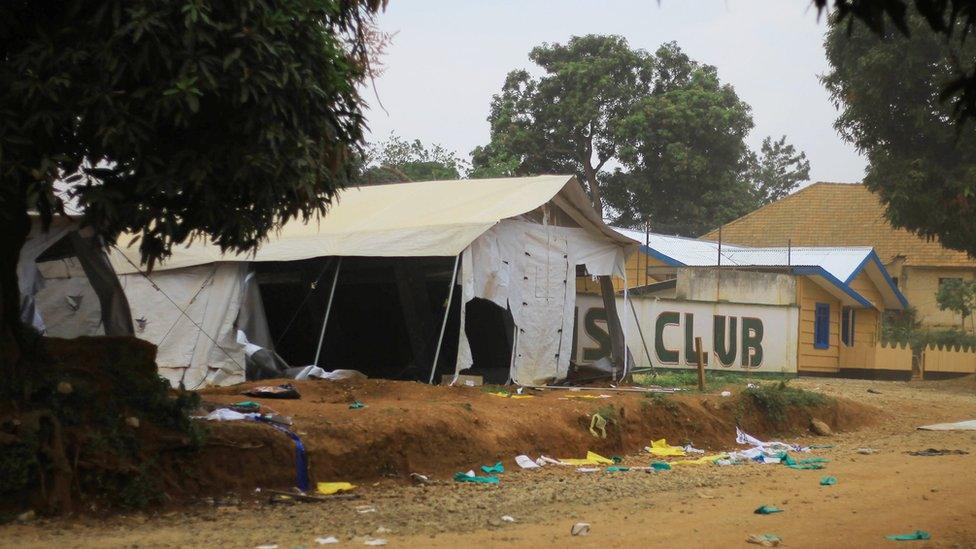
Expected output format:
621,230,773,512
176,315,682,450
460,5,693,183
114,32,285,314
363,0,866,185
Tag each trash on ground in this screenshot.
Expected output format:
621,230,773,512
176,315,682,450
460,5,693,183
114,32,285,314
589,413,608,438
650,461,672,471
355,505,377,514
576,467,600,473
571,523,591,536
515,455,541,469
453,471,500,484
858,448,878,455
907,448,969,456
315,537,340,545
558,451,614,466
683,444,705,454
886,530,931,541
243,383,301,399
746,534,782,547
646,439,686,457
481,461,504,474
721,390,732,397
256,545,278,549
781,453,828,470
196,408,259,422
736,427,808,453
317,482,356,495
231,400,261,412
349,400,366,409
867,388,882,394
559,394,612,400
410,473,430,484
488,391,533,399
809,444,834,449
754,505,783,515
605,465,630,472
917,419,976,431
671,454,728,466
820,476,838,486
363,537,388,546
501,515,516,523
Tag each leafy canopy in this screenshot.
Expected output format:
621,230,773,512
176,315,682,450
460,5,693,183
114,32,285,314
936,278,976,328
0,0,383,268
360,133,468,184
473,35,810,236
823,7,976,256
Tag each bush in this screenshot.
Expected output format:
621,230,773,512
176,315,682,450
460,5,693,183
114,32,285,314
743,380,829,422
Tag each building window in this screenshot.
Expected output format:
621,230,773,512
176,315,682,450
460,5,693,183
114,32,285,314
841,307,855,347
814,303,830,349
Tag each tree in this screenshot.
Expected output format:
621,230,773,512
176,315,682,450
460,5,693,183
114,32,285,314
936,279,976,331
745,136,812,206
823,7,976,257
360,133,468,184
0,0,384,365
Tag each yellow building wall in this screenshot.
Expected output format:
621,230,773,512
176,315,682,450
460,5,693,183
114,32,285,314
797,277,841,373
902,266,976,329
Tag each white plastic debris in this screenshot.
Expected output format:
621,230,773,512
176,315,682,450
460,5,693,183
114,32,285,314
315,537,340,545
571,523,591,536
501,515,516,523
256,545,278,549
363,538,388,546
720,390,732,397
683,444,705,454
576,467,600,473
515,455,541,469
355,505,377,514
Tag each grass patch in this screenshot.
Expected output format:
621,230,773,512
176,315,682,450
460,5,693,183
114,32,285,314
644,392,680,413
743,380,830,422
634,370,753,391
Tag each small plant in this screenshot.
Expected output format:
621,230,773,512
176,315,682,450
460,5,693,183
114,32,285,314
593,404,619,424
743,380,829,422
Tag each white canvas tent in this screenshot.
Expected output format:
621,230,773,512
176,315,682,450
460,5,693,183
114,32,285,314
38,175,637,388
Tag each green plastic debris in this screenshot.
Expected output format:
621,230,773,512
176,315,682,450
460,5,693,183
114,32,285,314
605,466,630,472
453,472,500,484
779,452,827,470
886,530,931,541
349,401,366,410
611,455,624,464
754,505,783,515
820,476,837,486
650,461,672,471
481,461,504,474
233,400,260,410
809,444,835,449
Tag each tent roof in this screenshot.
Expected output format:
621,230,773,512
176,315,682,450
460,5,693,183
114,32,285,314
112,175,635,274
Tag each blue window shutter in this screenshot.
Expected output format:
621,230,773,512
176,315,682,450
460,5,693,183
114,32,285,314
814,303,830,349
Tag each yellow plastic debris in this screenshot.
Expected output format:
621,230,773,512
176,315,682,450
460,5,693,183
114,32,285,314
646,439,686,457
671,454,729,466
488,392,534,399
558,451,615,466
589,414,607,438
317,482,356,495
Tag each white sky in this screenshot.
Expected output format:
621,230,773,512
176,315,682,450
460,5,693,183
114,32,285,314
363,0,866,185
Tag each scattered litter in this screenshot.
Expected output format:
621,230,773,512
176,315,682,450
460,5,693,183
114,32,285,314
720,390,732,397
538,455,564,466
256,545,278,549
858,448,878,455
746,383,758,389
589,413,608,438
488,391,533,399
196,408,257,422
646,439,686,457
232,400,261,412
317,482,356,495
243,383,300,399
867,388,883,394
576,467,600,473
650,461,672,471
571,523,590,536
355,505,377,514
917,419,976,431
349,401,366,409
907,448,969,456
515,455,541,469
683,444,705,454
746,534,782,547
453,471,500,484
501,515,516,523
886,530,931,541
754,505,783,515
363,537,388,546
605,466,630,472
671,454,728,466
809,444,834,449
315,537,340,545
375,527,392,534
410,473,430,484
736,427,808,453
781,453,828,470
254,418,310,492
481,461,504,474
820,476,838,486
559,451,614,466
560,394,612,400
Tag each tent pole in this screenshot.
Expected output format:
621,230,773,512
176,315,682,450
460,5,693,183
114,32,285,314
629,298,654,374
429,254,461,384
622,268,629,381
313,257,343,366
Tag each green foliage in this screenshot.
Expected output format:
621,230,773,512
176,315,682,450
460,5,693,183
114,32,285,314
0,442,37,496
472,35,809,236
823,8,976,257
1,0,383,268
743,380,829,422
936,279,976,328
633,370,750,390
360,133,469,184
593,404,619,424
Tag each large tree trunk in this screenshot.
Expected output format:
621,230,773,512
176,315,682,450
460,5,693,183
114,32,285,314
0,185,31,378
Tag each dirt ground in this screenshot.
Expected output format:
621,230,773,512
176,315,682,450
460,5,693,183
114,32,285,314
2,377,975,548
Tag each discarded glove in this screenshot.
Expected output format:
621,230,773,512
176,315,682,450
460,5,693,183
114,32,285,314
886,530,931,541
820,476,837,486
589,413,607,438
754,505,783,515
481,461,504,474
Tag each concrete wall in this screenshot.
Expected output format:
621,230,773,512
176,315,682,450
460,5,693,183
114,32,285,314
676,269,796,306
900,266,976,329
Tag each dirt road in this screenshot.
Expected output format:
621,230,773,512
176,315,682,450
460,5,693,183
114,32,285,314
2,377,974,548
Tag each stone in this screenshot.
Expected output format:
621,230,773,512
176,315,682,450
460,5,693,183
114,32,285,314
810,418,832,436
56,381,73,394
